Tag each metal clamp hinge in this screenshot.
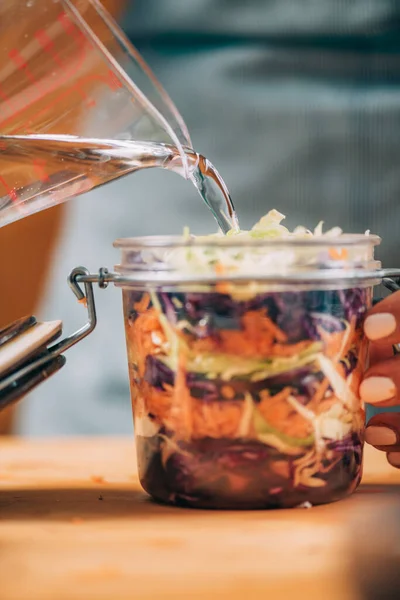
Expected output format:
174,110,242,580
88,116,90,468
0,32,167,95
0,266,111,394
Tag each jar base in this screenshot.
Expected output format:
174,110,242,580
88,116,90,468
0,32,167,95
144,486,357,510
137,435,362,510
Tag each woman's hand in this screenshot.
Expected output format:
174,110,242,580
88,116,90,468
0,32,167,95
362,291,400,467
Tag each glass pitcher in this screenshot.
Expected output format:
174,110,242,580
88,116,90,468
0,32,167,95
0,0,195,228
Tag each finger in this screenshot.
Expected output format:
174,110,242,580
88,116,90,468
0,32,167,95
359,355,400,407
364,291,400,345
365,413,400,452
368,341,394,367
387,451,400,469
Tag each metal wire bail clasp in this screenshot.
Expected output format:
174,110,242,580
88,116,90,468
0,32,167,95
64,266,98,352
0,266,109,401
62,266,114,354
61,265,117,350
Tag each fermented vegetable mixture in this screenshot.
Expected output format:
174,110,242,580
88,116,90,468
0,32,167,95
123,211,370,508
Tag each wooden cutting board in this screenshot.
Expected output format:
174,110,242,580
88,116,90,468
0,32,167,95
0,437,399,600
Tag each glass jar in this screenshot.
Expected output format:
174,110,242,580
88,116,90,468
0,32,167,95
113,232,385,509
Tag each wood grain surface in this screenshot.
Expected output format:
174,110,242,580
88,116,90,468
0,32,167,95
1,438,399,600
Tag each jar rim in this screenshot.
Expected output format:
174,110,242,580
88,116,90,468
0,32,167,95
113,233,381,250
113,233,385,288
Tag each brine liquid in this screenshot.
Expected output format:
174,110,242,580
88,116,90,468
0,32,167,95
0,135,238,233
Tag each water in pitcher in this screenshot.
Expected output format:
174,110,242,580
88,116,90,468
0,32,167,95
0,135,239,233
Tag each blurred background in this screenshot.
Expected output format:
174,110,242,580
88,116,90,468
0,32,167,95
1,0,400,436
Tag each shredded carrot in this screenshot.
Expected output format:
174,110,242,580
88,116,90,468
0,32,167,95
134,293,150,313
216,282,231,294
317,315,357,361
78,297,87,308
191,398,244,439
258,387,313,439
260,387,292,406
318,327,345,359
174,354,188,401
335,361,346,378
242,310,288,343
141,382,174,423
328,248,348,261
183,303,311,361
190,337,220,353
214,261,225,276
221,385,236,400
138,375,245,440
170,352,193,440
215,262,231,293
197,309,290,358
219,329,270,356
127,308,166,376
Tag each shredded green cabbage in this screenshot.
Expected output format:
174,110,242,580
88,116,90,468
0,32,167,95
162,210,369,280
191,209,343,242
158,342,322,380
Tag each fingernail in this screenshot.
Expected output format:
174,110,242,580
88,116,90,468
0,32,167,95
388,452,400,468
364,313,396,341
359,376,396,404
365,426,397,446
